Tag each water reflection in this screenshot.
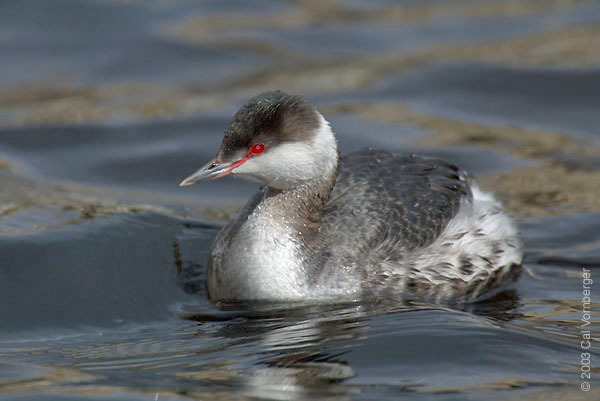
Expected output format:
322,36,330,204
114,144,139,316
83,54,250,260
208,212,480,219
177,289,522,399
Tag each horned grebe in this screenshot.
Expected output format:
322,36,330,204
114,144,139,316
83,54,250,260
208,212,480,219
180,91,522,302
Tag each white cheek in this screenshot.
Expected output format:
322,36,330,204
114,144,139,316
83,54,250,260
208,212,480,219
233,114,338,189
234,143,315,187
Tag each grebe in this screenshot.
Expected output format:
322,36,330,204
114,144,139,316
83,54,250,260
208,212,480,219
180,91,522,302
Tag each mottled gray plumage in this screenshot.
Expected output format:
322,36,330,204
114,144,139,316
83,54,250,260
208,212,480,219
182,91,523,302
325,149,469,254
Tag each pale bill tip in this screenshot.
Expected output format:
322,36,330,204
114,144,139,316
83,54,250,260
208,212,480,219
179,177,195,187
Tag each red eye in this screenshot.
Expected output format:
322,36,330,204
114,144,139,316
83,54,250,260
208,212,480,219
250,143,265,155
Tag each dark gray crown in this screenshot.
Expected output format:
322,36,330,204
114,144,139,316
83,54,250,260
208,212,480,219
217,91,321,160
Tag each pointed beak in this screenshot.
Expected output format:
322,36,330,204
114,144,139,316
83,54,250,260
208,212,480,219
179,159,236,187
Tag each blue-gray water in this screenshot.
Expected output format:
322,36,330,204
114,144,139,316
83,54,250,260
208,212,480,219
1,1,599,400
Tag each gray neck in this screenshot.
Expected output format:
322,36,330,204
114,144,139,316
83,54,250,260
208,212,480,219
262,165,337,231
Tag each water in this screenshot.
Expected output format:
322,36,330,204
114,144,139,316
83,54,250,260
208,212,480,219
1,0,599,400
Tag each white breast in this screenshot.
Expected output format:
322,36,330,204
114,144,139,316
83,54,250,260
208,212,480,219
212,207,309,300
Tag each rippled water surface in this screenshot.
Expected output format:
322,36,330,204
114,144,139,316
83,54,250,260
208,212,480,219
1,1,600,400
